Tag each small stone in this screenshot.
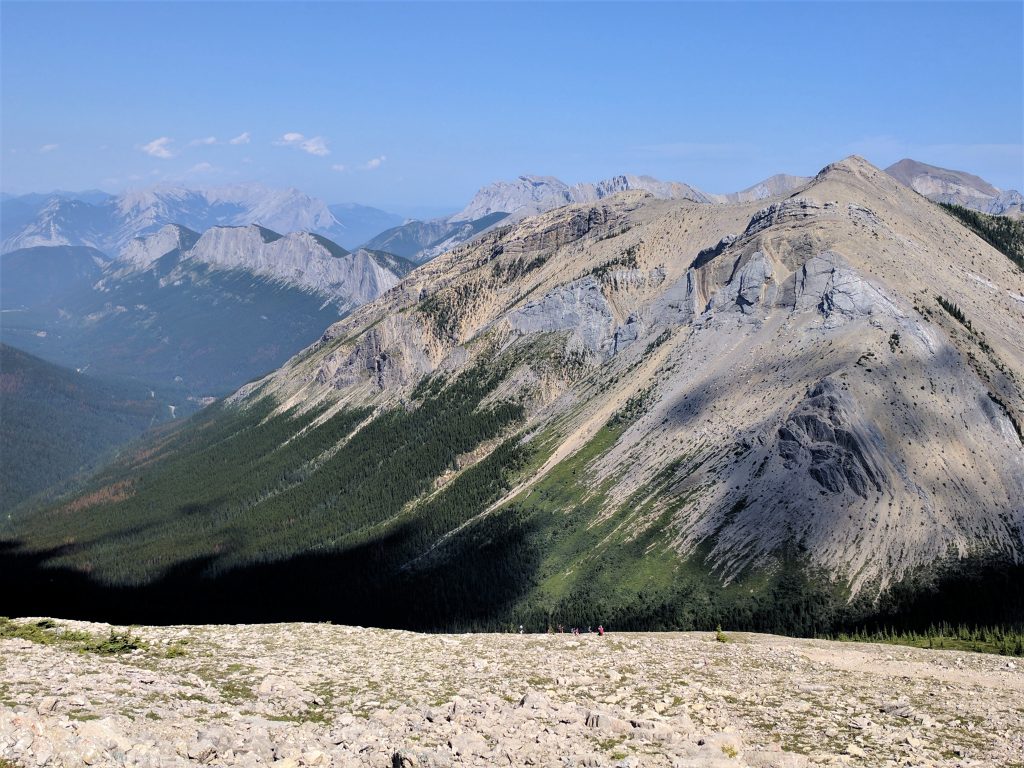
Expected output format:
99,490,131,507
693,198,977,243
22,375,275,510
35,698,58,715
584,710,631,735
448,732,487,757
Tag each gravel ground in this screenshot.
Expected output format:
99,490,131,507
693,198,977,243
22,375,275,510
1,619,1022,767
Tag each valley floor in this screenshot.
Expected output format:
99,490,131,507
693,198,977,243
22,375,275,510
0,621,1021,768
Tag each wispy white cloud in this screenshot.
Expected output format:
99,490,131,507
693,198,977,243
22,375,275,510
188,136,217,146
141,137,175,159
362,155,387,170
275,132,330,156
301,136,330,156
39,143,59,153
187,162,215,174
331,163,348,172
228,132,251,145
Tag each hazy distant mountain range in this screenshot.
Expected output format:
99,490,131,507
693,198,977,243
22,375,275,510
0,184,405,254
1,222,413,393
3,159,1018,265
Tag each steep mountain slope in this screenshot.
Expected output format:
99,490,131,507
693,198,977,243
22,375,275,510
938,204,1024,271
2,228,412,393
0,184,376,255
5,157,1023,632
885,159,1023,216
0,344,187,513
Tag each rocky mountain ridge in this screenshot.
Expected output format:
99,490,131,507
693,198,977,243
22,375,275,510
365,172,810,263
245,156,1023,593
117,223,411,308
449,174,721,223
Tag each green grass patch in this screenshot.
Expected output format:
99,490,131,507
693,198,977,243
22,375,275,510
0,617,145,655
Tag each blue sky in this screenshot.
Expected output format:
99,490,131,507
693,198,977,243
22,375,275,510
2,1,1021,212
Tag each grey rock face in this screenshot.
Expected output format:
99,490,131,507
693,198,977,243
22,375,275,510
709,251,777,314
119,224,200,270
788,251,898,324
506,277,616,355
777,378,887,498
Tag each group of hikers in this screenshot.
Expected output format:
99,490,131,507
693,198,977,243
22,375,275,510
517,624,606,635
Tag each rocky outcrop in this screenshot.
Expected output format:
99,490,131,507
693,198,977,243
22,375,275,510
777,378,887,498
506,276,617,355
786,251,900,324
742,198,837,237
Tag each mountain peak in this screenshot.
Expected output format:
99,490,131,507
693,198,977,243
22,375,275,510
886,158,1000,196
883,158,1021,216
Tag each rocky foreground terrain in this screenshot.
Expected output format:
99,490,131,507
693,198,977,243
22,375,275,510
1,620,1021,767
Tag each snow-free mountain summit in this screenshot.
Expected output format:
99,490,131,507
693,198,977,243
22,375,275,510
8,156,1022,632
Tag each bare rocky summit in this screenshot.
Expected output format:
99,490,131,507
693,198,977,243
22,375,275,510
884,160,1023,217
1,620,1021,767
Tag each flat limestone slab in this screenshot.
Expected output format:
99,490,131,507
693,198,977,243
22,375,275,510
1,620,1021,767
